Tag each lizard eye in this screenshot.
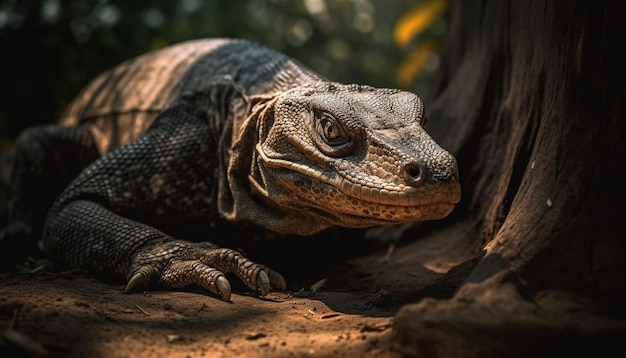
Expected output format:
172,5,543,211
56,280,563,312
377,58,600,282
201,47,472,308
316,113,349,145
311,112,354,157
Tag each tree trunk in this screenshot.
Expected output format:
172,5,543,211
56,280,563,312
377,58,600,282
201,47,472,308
391,0,626,356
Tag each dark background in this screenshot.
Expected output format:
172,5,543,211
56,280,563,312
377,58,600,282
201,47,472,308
0,0,448,141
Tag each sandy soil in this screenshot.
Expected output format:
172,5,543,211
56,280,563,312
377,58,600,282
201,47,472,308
0,222,475,357
1,272,396,357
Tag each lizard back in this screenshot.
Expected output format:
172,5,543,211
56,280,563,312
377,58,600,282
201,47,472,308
60,38,321,154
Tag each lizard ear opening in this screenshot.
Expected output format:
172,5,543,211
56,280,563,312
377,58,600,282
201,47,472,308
311,111,355,157
420,115,428,128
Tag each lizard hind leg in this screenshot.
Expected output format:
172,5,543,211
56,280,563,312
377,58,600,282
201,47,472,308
0,125,99,261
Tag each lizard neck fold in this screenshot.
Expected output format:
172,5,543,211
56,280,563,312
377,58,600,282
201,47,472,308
217,92,332,236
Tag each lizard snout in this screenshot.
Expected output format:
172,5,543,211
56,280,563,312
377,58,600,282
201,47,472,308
402,159,459,187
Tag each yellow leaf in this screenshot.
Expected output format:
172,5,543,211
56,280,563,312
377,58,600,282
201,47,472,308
394,0,448,47
396,38,438,88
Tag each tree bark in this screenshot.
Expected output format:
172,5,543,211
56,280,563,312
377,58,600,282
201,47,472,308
392,0,626,356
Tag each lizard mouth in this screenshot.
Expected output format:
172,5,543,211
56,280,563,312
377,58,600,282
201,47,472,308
257,149,461,223
297,175,461,223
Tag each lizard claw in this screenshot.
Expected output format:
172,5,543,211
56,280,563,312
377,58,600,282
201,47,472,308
125,265,159,293
128,241,286,301
256,270,271,296
125,272,148,293
215,276,232,301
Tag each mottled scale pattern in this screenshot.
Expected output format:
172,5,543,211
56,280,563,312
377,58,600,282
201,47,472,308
61,39,319,155
61,40,230,154
44,104,219,275
255,83,460,231
4,39,460,299
44,103,286,298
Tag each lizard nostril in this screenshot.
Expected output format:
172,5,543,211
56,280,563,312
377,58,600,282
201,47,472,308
403,162,425,187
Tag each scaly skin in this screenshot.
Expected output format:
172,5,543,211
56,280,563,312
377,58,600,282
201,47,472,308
4,39,460,301
256,83,460,230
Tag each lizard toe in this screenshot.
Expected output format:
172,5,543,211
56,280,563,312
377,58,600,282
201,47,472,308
161,260,232,301
199,247,286,296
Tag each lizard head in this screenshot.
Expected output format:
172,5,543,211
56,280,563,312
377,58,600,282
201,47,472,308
250,82,461,231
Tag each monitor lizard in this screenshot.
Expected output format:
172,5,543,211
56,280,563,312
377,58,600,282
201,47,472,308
3,39,460,301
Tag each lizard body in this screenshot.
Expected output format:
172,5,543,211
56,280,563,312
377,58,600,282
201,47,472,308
3,39,460,300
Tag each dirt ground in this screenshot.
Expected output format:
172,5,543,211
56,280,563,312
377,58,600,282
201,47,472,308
0,222,475,358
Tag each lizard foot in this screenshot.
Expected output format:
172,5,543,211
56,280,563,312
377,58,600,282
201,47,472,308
125,241,286,301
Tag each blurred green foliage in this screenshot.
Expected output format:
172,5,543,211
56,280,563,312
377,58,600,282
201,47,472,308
0,0,445,139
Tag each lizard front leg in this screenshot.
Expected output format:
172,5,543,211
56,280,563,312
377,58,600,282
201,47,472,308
42,103,285,300
45,200,285,301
